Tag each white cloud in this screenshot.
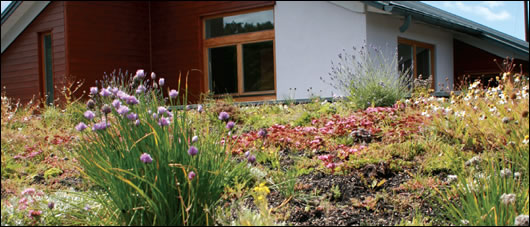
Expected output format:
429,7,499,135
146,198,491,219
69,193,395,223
439,1,511,21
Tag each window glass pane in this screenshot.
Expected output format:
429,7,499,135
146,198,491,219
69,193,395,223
44,34,53,105
243,41,274,92
416,46,431,80
205,10,273,39
209,45,238,94
398,43,413,79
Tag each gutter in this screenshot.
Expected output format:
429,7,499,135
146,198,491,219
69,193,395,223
1,1,22,25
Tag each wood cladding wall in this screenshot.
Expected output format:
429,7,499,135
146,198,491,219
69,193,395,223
1,1,66,104
454,39,529,88
65,1,150,99
150,1,275,103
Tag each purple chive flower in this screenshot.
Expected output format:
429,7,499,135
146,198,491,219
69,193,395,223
159,78,165,87
197,104,203,113
188,146,198,156
151,72,156,80
112,99,121,109
188,171,196,180
86,99,96,109
110,87,119,95
117,106,130,115
247,155,256,163
101,104,112,114
157,106,168,115
152,113,158,119
75,122,88,131
158,116,170,126
226,121,235,130
126,96,139,105
258,129,267,138
244,151,250,157
218,112,229,121
135,119,140,126
136,69,145,79
191,136,198,144
140,153,153,163
127,113,138,121
117,91,128,100
84,110,95,120
99,88,112,97
169,89,179,99
48,202,54,210
92,121,110,131
136,85,146,94
90,87,98,95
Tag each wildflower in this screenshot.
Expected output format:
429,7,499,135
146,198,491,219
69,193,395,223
500,193,516,205
191,136,198,144
84,110,95,120
86,99,96,109
455,111,466,118
126,113,138,121
99,88,112,97
75,122,88,131
90,87,98,95
152,113,158,119
84,205,91,211
135,119,140,126
28,210,42,218
514,172,521,179
258,128,267,138
112,99,121,109
244,151,250,157
136,85,146,94
158,116,170,126
21,188,36,196
446,175,458,184
48,202,55,210
248,154,256,163
157,106,168,115
169,89,179,99
159,78,165,86
514,215,529,226
253,182,270,195
188,171,196,180
218,111,229,121
92,121,110,131
117,106,130,115
197,104,203,113
151,72,156,80
226,121,235,130
478,114,486,121
126,96,139,105
117,90,128,100
136,69,145,79
101,104,112,114
110,87,119,94
188,146,198,156
523,135,529,144
461,219,470,225
140,153,153,163
500,168,512,178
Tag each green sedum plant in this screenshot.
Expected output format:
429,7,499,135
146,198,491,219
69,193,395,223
75,69,250,226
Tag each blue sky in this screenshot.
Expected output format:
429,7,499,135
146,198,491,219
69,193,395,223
1,1,527,41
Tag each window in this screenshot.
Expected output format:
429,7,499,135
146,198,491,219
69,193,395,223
203,8,275,99
398,37,435,89
40,32,54,105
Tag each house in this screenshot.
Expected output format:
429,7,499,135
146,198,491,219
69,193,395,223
1,1,529,105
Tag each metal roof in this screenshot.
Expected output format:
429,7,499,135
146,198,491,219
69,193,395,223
1,1,20,25
365,1,529,57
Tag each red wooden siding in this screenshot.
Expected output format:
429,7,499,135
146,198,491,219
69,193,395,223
150,1,275,103
454,39,529,88
1,1,66,104
65,1,150,99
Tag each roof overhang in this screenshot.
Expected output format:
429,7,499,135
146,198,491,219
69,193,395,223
364,1,529,59
1,1,50,54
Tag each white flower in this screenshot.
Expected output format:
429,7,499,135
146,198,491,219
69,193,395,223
478,114,486,121
446,175,458,184
514,214,529,226
489,107,497,113
455,111,466,118
461,219,470,225
500,193,516,205
421,111,430,118
514,172,521,179
500,168,512,178
465,156,480,166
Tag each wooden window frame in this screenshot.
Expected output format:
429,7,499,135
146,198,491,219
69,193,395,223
39,31,54,105
398,37,435,89
202,6,276,101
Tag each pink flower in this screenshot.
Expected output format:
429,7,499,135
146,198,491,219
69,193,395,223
21,188,36,196
188,171,196,180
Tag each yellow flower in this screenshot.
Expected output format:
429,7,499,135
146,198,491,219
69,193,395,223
253,183,270,195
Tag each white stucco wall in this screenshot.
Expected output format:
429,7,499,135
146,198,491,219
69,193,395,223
274,1,367,100
366,13,455,92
